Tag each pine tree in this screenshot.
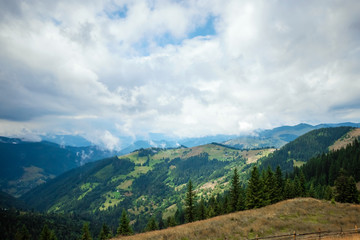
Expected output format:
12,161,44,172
335,169,352,203
197,197,207,220
299,170,307,197
348,176,359,203
39,224,57,240
263,166,276,205
166,216,176,227
117,209,133,236
145,217,158,232
274,166,284,202
283,178,295,199
40,224,51,240
236,187,245,211
229,168,241,212
245,166,265,209
185,179,195,223
80,223,92,240
15,225,31,240
98,224,112,240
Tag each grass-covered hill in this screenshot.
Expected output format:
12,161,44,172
112,198,360,240
20,144,275,231
0,137,116,197
259,127,356,172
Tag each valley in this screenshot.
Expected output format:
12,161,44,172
0,125,359,239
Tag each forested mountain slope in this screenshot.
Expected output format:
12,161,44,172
21,144,274,231
0,137,116,197
259,127,355,172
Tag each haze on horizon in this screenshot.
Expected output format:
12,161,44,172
0,0,360,150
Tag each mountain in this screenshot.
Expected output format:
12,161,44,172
259,126,356,172
224,122,360,149
0,137,118,197
21,144,275,231
40,134,93,147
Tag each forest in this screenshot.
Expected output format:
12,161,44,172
1,138,359,239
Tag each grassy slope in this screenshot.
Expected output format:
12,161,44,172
113,198,360,240
22,144,274,217
329,128,360,151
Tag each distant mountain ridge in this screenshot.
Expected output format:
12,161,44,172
0,137,117,197
224,122,360,149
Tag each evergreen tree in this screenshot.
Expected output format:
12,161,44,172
80,223,92,240
166,216,176,227
334,169,359,203
117,209,133,236
229,168,241,212
40,224,51,240
274,166,284,202
197,197,207,220
15,225,31,240
174,205,185,225
236,187,245,211
348,176,359,204
299,170,307,197
145,217,158,232
40,224,57,240
263,166,276,204
245,166,265,209
308,183,316,198
158,217,165,230
98,224,112,240
283,178,295,199
185,180,195,223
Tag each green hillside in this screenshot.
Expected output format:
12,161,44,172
259,127,355,172
21,144,274,231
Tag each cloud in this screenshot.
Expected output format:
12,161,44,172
0,0,360,148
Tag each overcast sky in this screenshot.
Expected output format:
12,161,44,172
0,0,360,149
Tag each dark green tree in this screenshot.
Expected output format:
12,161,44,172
185,179,195,223
145,217,158,232
166,216,176,227
197,197,207,220
299,170,307,197
15,225,31,240
334,169,359,203
229,168,241,212
40,224,57,240
40,224,51,240
117,209,133,236
246,165,265,209
274,166,284,202
80,223,92,240
98,224,112,240
263,166,276,204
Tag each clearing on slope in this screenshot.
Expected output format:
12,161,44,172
329,128,360,151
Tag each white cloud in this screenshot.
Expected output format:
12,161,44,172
0,0,360,148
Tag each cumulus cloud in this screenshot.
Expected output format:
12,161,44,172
0,0,360,149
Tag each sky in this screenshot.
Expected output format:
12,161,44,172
0,0,360,150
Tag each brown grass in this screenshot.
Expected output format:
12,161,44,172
329,128,360,151
322,235,360,240
112,198,360,240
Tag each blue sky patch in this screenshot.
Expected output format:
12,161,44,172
189,15,216,38
106,5,128,19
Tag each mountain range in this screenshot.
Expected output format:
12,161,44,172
0,122,360,239
17,125,360,233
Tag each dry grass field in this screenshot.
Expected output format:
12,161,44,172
112,198,360,240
